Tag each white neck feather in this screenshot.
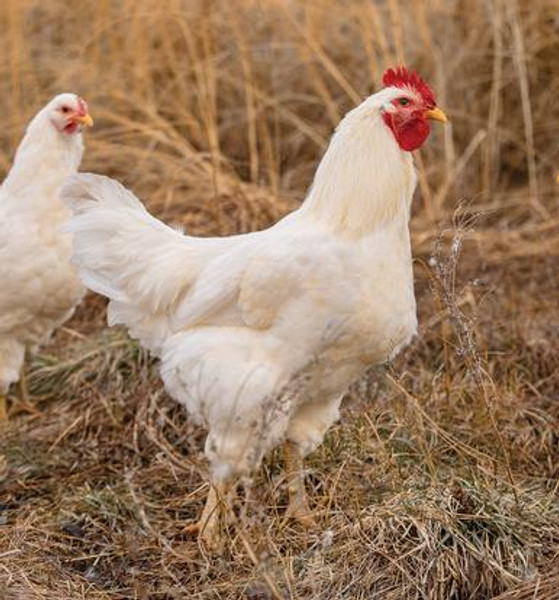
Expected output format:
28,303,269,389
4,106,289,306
2,108,84,197
301,91,417,237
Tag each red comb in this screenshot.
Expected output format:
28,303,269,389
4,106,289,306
382,67,436,108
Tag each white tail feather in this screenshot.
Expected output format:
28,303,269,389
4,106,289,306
62,173,228,353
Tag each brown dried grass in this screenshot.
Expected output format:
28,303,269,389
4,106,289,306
1,1,558,598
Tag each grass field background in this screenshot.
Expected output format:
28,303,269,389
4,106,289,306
1,1,558,598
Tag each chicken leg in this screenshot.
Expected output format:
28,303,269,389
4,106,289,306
185,481,230,550
283,440,315,527
0,395,7,422
18,367,29,404
11,366,38,416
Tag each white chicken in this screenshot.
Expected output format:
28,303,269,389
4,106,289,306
0,94,93,420
62,67,447,545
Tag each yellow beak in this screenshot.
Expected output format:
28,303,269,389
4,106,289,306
425,107,448,124
75,113,94,127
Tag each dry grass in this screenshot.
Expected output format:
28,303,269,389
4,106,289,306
1,0,558,598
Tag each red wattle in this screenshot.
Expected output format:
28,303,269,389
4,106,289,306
383,113,431,152
64,122,79,135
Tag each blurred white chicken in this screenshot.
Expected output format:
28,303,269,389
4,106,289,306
63,67,446,545
0,94,93,420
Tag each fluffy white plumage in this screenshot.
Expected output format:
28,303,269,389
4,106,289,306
0,94,91,405
62,83,436,538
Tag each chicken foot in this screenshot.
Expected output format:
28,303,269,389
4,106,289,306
283,440,316,527
185,480,230,550
9,367,38,417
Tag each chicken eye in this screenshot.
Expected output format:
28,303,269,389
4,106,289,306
398,98,410,106
60,106,71,114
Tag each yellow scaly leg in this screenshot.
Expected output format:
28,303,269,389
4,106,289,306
283,440,316,527
0,394,7,422
184,480,230,551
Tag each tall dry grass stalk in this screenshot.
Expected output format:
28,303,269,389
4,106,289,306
0,0,557,224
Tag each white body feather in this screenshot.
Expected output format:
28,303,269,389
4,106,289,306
63,87,418,480
0,98,86,393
